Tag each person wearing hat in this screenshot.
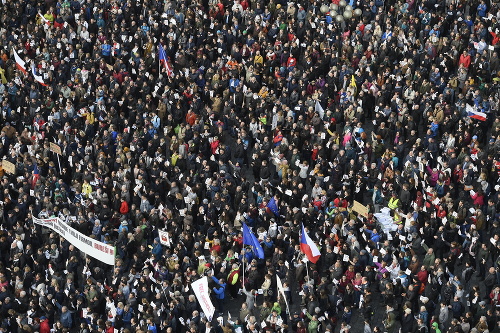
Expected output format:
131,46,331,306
151,237,163,261
39,316,50,333
431,322,441,333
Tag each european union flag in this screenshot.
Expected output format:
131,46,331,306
267,197,279,216
242,222,264,259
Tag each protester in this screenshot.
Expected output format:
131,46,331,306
2,0,500,332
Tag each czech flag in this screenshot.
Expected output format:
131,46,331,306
467,104,487,121
32,65,47,86
13,49,27,75
158,43,173,77
300,224,321,263
32,163,40,189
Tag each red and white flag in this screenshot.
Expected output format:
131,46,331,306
467,104,487,121
32,65,47,86
13,49,27,75
300,224,321,263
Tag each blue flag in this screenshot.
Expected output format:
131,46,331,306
242,223,264,259
267,197,279,216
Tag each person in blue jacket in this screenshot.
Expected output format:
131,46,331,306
152,237,163,261
211,274,226,314
54,303,73,329
363,227,381,247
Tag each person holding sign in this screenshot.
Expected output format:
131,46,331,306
211,274,227,314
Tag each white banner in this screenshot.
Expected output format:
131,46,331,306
191,276,215,321
158,230,171,246
33,217,115,266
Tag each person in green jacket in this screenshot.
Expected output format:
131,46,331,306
305,311,320,333
432,322,441,333
383,306,396,333
271,302,282,316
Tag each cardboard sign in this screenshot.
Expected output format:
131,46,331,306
352,200,368,217
50,142,62,155
2,160,15,174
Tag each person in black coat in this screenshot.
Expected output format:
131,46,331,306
401,307,415,333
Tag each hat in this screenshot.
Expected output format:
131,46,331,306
40,316,47,320
121,221,128,226
479,301,486,306
473,135,478,140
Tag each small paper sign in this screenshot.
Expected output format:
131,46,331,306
158,230,171,246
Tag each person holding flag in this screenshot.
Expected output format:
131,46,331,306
158,43,173,77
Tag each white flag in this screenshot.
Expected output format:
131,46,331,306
315,100,325,118
276,275,289,313
191,276,215,321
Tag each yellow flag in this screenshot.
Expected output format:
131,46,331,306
0,68,6,84
350,75,357,94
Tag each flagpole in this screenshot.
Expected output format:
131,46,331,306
305,260,309,285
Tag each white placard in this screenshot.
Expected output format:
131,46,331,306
191,276,215,321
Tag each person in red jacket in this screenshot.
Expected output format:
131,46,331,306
119,199,129,215
40,316,50,333
458,50,471,68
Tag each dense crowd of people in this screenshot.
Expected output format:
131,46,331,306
1,0,500,332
